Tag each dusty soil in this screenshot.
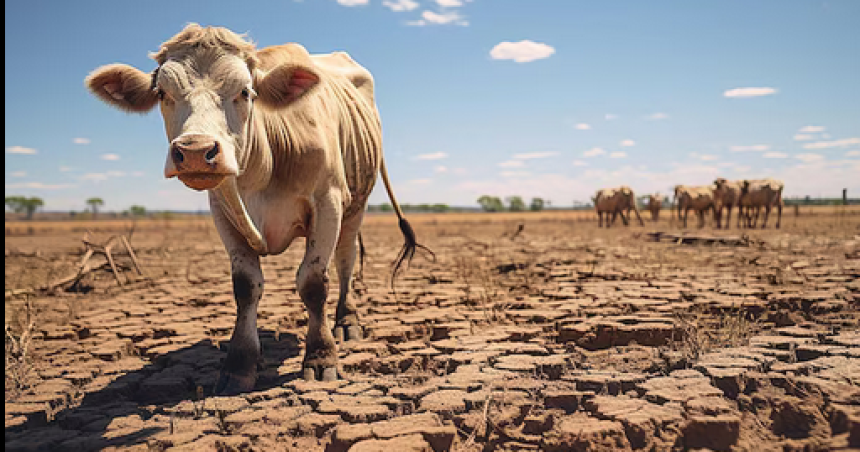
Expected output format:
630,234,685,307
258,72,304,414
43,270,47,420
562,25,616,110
5,209,860,451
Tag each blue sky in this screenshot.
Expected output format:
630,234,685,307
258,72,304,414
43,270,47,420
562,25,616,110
5,0,860,212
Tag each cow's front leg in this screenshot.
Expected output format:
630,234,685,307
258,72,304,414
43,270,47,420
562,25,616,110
210,196,264,395
334,212,364,343
298,191,342,381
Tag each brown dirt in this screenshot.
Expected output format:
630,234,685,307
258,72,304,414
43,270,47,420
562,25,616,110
5,209,860,451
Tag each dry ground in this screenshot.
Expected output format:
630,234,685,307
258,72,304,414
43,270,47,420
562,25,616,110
5,207,860,451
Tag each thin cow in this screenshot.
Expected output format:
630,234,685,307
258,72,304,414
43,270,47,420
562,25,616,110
86,24,426,394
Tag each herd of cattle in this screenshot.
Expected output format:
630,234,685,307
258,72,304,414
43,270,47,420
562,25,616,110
593,177,785,229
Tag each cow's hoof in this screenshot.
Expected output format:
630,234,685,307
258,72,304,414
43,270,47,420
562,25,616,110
302,365,338,381
214,371,256,396
334,325,363,342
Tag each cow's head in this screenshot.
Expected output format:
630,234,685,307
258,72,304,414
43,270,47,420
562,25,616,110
714,178,727,190
85,24,320,192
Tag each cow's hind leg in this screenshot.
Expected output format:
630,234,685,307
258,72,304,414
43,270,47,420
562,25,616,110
298,190,343,381
333,212,364,343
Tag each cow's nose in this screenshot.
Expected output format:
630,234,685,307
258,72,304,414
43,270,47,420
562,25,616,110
170,135,222,171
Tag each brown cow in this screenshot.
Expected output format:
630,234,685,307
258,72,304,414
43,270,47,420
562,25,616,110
674,185,718,228
713,178,743,229
740,179,784,228
86,24,428,393
594,186,644,227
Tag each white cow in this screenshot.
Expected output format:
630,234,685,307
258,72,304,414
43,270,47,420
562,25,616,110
86,24,427,393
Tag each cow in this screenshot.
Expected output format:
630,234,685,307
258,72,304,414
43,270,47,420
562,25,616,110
713,178,743,229
593,186,644,227
739,179,784,228
85,24,427,394
674,185,718,228
646,193,662,222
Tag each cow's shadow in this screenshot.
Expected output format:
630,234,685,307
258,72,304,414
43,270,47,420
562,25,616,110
6,329,302,452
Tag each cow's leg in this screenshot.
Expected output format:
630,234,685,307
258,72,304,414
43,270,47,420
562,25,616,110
210,196,264,395
775,202,782,229
632,207,644,226
333,211,364,342
617,209,629,226
698,209,706,228
761,205,771,229
683,208,689,228
298,190,342,381
724,205,732,230
597,211,603,228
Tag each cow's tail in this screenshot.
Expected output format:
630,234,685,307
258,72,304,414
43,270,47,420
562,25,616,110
379,157,435,287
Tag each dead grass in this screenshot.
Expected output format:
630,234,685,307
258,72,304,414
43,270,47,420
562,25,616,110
4,296,38,398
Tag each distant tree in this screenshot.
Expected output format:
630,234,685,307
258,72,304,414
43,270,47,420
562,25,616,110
129,205,147,217
477,195,505,212
507,196,526,212
6,196,44,220
86,197,105,218
529,198,545,211
380,203,393,212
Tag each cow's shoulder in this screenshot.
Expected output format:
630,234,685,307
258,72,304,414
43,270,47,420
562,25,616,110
256,43,314,70
311,52,375,100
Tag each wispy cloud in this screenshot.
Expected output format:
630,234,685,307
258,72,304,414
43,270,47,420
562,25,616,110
798,125,825,133
101,153,121,161
409,178,432,184
846,150,860,157
6,146,37,155
609,151,627,159
414,152,448,160
436,0,463,6
6,182,76,190
583,147,605,158
434,165,448,173
574,123,591,130
409,10,468,26
730,144,770,152
619,139,636,147
10,171,27,177
795,153,824,163
59,166,74,172
498,160,525,168
73,137,91,145
604,114,618,120
572,160,588,167
764,152,788,159
382,0,418,11
793,134,814,141
489,40,555,63
337,0,369,6
723,87,778,98
802,137,860,150
645,112,668,121
512,151,558,160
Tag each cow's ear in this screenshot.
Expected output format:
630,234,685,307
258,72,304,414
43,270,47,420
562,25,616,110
86,64,158,113
254,64,320,109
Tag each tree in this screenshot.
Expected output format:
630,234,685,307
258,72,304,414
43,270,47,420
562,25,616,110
477,195,505,212
86,198,105,218
129,205,147,217
5,196,44,220
507,196,526,212
529,198,545,211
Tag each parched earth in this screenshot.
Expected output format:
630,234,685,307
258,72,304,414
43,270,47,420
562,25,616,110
5,214,860,451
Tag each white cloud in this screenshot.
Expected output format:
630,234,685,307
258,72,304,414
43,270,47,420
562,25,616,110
73,137,91,145
81,173,110,182
5,182,76,190
383,0,419,11
413,10,468,26
512,151,558,160
730,144,770,153
583,147,605,158
337,0,369,6
414,152,448,160
6,146,38,155
572,160,588,167
645,112,668,121
498,160,525,168
409,178,432,184
699,154,718,161
574,123,591,130
434,165,448,173
500,171,531,178
101,153,121,161
802,137,860,150
795,153,824,163
605,114,618,120
763,152,788,159
723,87,778,98
799,125,825,133
10,171,27,177
436,0,462,6
619,139,636,147
490,40,555,63
609,151,627,159
793,134,814,141
847,150,860,158
59,166,74,172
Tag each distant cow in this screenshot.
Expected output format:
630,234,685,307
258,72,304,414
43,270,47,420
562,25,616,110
86,24,427,393
713,178,743,229
646,194,662,222
740,179,784,228
594,186,644,227
674,185,718,228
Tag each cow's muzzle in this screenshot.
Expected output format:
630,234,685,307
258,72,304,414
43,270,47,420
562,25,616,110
165,134,232,191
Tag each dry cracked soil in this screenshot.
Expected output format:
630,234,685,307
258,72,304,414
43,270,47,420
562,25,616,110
5,212,860,451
